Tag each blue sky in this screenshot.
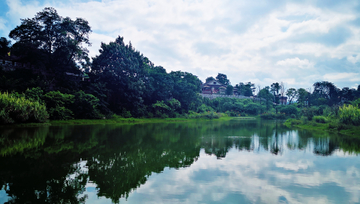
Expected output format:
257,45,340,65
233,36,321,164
1,0,360,91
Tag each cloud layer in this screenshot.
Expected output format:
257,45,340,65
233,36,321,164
1,0,360,90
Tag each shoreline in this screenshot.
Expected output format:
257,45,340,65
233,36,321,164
0,116,258,127
284,119,360,137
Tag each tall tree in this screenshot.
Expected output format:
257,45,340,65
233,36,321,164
258,86,274,110
170,71,202,112
225,85,233,95
205,76,215,83
216,73,229,85
312,81,339,105
9,7,91,74
236,82,255,96
0,37,11,56
92,36,147,116
286,88,298,104
271,82,281,103
297,88,309,107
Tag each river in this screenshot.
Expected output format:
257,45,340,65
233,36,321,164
0,119,359,203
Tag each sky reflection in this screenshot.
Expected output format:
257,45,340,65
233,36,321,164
110,146,360,204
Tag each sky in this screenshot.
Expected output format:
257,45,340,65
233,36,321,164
1,0,360,91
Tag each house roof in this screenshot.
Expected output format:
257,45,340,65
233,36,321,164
201,80,224,87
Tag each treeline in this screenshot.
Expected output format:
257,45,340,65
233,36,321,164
1,7,360,124
0,8,202,123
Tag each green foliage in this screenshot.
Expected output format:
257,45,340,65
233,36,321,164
44,91,74,120
216,73,229,85
225,85,233,95
284,118,302,126
24,87,44,103
197,104,214,113
260,112,286,120
0,92,49,124
185,111,220,119
235,82,255,96
339,104,360,126
72,90,101,119
244,103,261,115
301,107,319,120
313,116,327,123
278,105,298,116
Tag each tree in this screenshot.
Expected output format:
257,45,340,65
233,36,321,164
216,73,229,85
169,71,201,112
9,7,91,75
235,82,255,96
0,37,11,56
226,85,233,95
271,82,281,103
286,88,298,104
92,36,147,116
297,88,309,107
258,86,274,110
205,76,215,83
312,81,339,105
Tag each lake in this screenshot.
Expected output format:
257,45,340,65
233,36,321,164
0,119,360,204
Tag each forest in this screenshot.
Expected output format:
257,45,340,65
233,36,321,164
1,7,360,127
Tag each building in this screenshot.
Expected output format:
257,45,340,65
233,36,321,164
201,80,226,94
279,96,288,105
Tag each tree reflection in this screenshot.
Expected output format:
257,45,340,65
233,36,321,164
0,120,360,203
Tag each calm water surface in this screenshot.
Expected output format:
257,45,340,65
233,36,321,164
0,119,360,204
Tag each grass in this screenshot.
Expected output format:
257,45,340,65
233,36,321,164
0,115,239,127
284,118,360,137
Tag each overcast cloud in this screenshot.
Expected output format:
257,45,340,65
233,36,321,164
1,0,360,90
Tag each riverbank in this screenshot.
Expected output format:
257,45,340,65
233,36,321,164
0,116,258,127
284,118,360,137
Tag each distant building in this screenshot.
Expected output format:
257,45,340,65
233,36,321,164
279,96,288,105
201,80,226,94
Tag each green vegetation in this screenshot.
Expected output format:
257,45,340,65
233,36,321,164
1,7,360,129
284,104,360,136
0,92,48,124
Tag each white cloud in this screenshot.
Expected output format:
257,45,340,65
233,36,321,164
3,0,360,89
324,72,360,82
276,57,314,69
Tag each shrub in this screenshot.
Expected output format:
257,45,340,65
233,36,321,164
185,111,220,119
260,112,275,119
244,103,260,115
284,118,302,126
72,90,101,119
197,104,214,113
339,104,360,125
313,116,327,123
278,105,298,116
43,91,75,120
0,92,49,124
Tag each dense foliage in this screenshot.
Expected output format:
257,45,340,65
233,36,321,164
0,92,48,124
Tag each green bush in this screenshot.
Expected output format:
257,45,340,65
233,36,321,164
185,111,220,119
0,92,49,124
339,104,360,125
284,118,302,126
244,103,260,115
313,116,327,123
260,112,275,119
72,90,101,119
278,105,298,115
43,91,74,120
197,104,214,113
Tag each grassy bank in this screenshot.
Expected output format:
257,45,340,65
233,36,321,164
0,115,250,127
284,118,360,137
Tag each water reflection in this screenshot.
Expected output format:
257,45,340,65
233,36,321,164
0,120,359,203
